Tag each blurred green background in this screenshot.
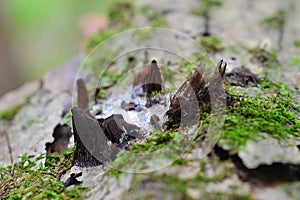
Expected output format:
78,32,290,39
0,0,110,96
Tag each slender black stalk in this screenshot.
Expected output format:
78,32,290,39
203,13,211,36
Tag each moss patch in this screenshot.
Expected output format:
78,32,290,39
62,109,72,127
261,10,286,28
125,166,250,200
127,131,183,153
107,0,134,28
151,174,192,199
199,36,224,54
0,147,86,199
219,79,300,151
191,0,223,16
125,174,192,200
105,60,299,173
0,104,22,121
248,46,280,70
106,131,187,175
85,0,135,52
140,5,168,27
133,28,153,43
295,40,300,48
85,29,114,52
280,182,300,199
289,56,300,69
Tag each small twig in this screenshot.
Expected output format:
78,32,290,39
3,123,13,165
40,171,57,178
278,25,284,51
0,179,15,197
203,13,211,36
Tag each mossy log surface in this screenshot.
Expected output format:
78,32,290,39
1,0,300,199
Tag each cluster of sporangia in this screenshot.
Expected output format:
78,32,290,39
71,59,235,167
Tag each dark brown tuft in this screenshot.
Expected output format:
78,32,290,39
166,60,234,129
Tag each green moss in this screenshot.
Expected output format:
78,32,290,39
82,45,123,84
125,174,192,200
85,29,114,52
227,44,242,54
95,88,107,100
85,0,134,52
133,28,153,43
127,131,183,153
156,174,191,198
280,182,300,199
126,165,238,199
195,171,231,183
85,0,135,51
26,118,43,126
106,131,186,174
219,79,300,151
248,46,280,70
0,104,22,121
295,40,300,48
199,36,224,54
106,64,299,170
172,157,189,166
107,0,134,28
192,52,215,67
261,10,286,28
191,0,222,16
170,59,195,82
140,5,168,28
100,65,126,87
45,145,76,173
0,147,85,199
289,56,300,69
62,109,72,127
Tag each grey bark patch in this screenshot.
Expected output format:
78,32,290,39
0,80,40,113
42,55,84,95
206,174,251,196
238,135,300,169
124,177,186,200
252,184,299,200
8,91,69,162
